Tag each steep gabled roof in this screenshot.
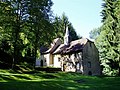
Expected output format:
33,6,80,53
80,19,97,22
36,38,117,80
41,38,62,54
53,38,88,54
41,38,93,55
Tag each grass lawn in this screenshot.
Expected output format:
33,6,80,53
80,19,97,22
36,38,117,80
0,69,120,90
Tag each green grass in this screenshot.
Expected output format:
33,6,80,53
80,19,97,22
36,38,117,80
0,69,120,90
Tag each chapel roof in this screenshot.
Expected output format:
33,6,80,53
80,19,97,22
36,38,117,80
41,38,92,55
53,38,88,54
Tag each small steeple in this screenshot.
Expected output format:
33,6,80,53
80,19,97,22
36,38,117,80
64,26,70,45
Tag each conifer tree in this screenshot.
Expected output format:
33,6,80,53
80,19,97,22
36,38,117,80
96,0,120,76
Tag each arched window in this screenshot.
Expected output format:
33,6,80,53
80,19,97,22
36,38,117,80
41,60,43,67
88,71,92,75
88,61,91,68
58,57,61,62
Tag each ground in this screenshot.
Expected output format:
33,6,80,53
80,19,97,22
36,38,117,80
0,69,120,90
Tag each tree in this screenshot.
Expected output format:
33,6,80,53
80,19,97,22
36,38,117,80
0,0,54,68
89,27,101,40
95,0,120,76
0,0,23,68
52,13,79,42
26,0,54,68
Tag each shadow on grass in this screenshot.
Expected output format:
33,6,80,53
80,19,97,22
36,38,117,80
0,71,120,90
0,75,17,81
0,74,33,81
15,75,33,80
40,73,59,79
0,73,59,81
0,78,120,90
0,80,90,90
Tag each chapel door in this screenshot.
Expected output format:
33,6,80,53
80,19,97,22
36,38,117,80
41,60,43,67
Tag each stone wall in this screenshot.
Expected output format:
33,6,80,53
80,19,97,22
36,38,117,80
82,41,101,75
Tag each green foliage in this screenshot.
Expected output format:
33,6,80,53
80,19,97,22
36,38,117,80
89,27,101,39
0,0,54,67
94,0,120,76
52,13,79,42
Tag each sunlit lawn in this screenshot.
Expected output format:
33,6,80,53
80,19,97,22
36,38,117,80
0,69,120,90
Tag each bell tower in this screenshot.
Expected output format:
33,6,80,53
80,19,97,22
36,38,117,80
64,26,70,45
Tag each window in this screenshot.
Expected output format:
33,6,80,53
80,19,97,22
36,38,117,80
90,43,92,48
88,61,91,68
58,57,61,62
44,58,46,62
88,71,92,75
45,60,46,62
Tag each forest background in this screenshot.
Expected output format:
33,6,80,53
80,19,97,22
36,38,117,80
0,0,120,76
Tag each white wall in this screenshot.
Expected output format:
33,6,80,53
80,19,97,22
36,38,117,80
53,54,61,68
44,54,50,66
40,54,50,66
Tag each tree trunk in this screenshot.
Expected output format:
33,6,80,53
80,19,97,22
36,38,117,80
34,24,39,69
12,30,19,69
34,43,37,69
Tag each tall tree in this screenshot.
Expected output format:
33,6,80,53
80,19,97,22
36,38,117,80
26,0,53,66
52,13,79,42
0,0,23,68
95,0,120,76
0,0,54,68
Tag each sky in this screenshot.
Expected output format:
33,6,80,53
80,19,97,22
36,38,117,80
52,0,103,39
